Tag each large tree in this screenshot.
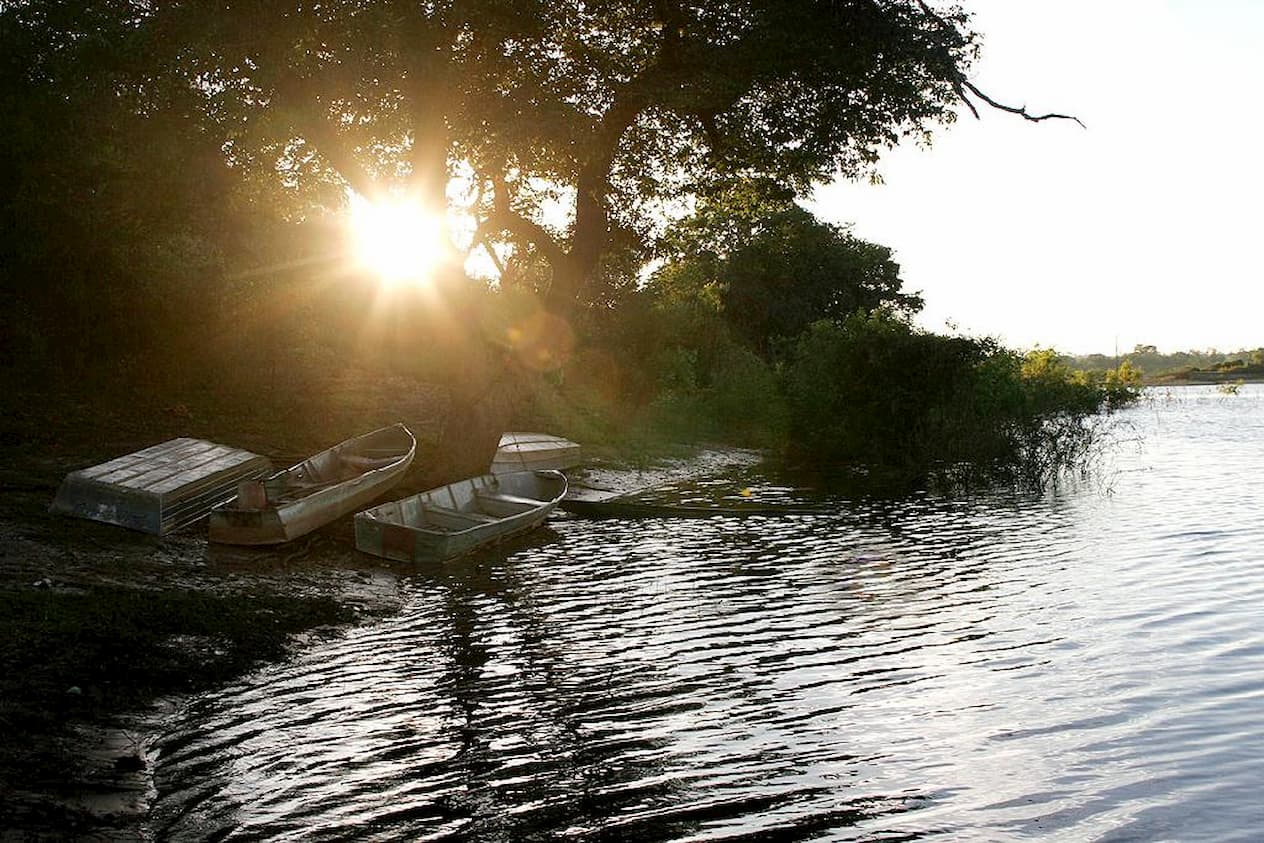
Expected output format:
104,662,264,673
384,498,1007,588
3,0,1071,479
130,0,1023,311
652,182,923,352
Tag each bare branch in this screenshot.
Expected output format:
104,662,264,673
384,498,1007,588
912,0,1085,128
961,80,1086,127
478,233,507,278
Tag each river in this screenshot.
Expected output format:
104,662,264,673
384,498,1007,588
148,385,1264,841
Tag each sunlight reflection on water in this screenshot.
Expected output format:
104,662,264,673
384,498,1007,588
152,385,1264,841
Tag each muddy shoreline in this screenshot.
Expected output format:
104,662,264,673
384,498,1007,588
0,370,440,836
0,373,759,838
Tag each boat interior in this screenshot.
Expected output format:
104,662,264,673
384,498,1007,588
406,490,546,532
266,426,415,501
367,472,565,533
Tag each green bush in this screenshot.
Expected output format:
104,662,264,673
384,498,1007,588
639,340,788,447
782,312,1139,484
705,344,789,447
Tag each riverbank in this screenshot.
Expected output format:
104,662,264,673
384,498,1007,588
0,370,749,837
1148,373,1264,385
0,369,445,834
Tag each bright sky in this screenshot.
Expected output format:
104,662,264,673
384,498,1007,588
809,0,1264,355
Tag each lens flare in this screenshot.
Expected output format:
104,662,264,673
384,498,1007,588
348,195,445,286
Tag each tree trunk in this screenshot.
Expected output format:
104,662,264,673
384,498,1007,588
544,254,584,319
409,335,523,491
419,389,511,490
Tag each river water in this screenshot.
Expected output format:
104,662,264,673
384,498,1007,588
149,385,1264,841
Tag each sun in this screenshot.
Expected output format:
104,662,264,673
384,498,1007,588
348,195,446,286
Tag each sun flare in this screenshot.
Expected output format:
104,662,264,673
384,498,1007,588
348,195,446,286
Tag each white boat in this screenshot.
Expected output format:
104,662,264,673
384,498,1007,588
354,469,567,563
209,424,415,545
490,432,581,474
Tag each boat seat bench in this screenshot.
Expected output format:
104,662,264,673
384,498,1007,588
477,492,546,507
423,504,498,526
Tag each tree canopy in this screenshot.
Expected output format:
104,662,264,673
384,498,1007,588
51,0,990,313
0,1,246,368
652,182,923,351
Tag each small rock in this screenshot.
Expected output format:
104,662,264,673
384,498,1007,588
67,686,82,695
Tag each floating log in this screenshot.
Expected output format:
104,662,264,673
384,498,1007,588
559,485,824,519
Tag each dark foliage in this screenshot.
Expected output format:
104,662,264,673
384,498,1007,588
0,4,248,374
782,314,1138,484
654,184,922,352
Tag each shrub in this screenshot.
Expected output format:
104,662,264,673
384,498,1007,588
782,312,1139,485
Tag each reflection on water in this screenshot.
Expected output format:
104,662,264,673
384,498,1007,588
152,386,1264,840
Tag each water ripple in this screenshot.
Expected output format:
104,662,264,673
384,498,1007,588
150,385,1264,840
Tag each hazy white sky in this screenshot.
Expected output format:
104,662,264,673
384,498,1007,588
809,0,1264,355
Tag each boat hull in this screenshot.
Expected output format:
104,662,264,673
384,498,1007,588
355,470,567,563
50,439,271,535
209,424,416,545
490,432,581,474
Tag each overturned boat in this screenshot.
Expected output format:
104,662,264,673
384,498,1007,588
490,432,581,474
50,438,271,536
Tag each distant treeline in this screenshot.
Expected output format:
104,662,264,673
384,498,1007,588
1065,346,1264,384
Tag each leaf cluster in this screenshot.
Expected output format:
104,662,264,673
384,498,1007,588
651,184,923,351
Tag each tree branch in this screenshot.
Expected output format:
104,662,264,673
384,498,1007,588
960,79,1086,127
271,74,384,199
478,170,569,269
463,177,508,277
478,233,507,278
911,0,1085,128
